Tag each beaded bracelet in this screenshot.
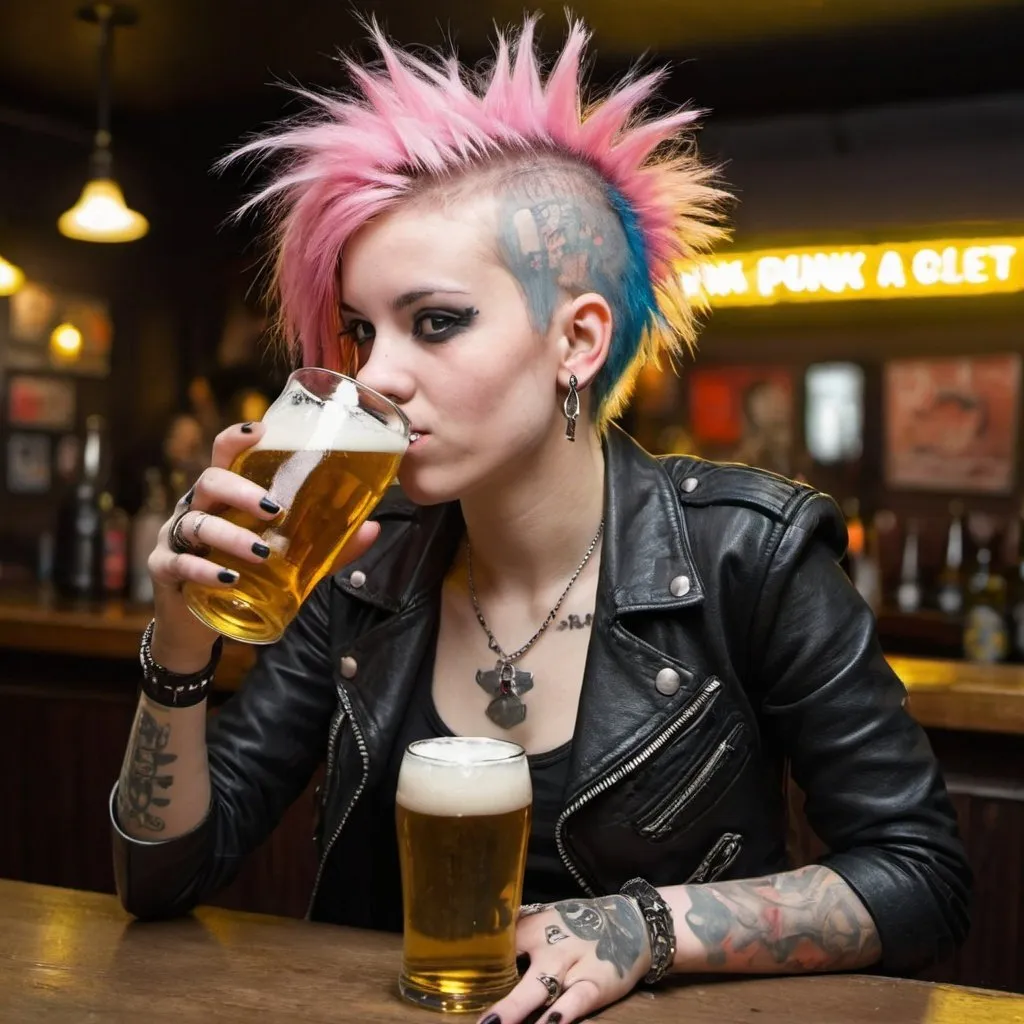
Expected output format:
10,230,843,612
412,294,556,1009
620,876,677,984
139,619,222,708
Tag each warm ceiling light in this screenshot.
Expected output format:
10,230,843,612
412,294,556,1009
0,254,25,296
50,322,85,361
58,175,148,242
58,3,147,243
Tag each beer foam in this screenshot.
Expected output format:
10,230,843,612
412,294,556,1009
397,737,532,817
255,384,407,454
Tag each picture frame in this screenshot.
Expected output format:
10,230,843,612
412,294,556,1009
884,354,1021,493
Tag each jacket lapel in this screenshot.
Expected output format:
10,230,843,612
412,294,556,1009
328,427,709,802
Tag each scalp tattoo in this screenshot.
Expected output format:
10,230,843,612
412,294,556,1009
497,173,626,336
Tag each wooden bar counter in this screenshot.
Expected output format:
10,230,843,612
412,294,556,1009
2,588,1024,994
3,880,1022,1024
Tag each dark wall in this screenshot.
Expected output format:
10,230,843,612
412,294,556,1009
0,112,277,567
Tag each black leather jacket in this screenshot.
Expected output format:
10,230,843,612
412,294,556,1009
112,426,970,975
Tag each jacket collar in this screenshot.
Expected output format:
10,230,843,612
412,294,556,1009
334,424,705,615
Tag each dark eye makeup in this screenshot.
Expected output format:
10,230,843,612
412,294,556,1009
338,306,478,347
413,306,478,341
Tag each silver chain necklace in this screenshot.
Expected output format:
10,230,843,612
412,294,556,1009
468,518,604,730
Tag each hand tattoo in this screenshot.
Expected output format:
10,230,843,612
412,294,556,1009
117,708,177,832
545,925,569,944
684,865,882,971
551,896,646,979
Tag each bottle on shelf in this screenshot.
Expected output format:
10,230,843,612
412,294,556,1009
129,467,169,604
1007,500,1024,662
54,414,108,601
963,517,1009,664
896,519,922,614
935,501,966,617
100,491,130,598
843,498,865,563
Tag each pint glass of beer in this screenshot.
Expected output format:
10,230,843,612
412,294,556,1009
397,737,532,1013
182,368,408,644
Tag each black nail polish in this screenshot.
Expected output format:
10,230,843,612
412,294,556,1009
181,485,196,505
479,1016,500,1024
240,422,254,434
217,569,239,584
252,541,271,559
259,496,281,515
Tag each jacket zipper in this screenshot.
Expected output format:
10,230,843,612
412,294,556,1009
639,722,744,838
306,684,371,917
554,676,723,895
311,700,349,840
685,832,743,884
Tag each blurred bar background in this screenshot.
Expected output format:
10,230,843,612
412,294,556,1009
1,0,1023,993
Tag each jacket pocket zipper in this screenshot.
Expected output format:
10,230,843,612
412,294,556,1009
638,722,745,838
555,676,723,895
306,685,371,917
686,832,744,885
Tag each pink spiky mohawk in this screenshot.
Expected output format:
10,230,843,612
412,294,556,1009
227,16,728,422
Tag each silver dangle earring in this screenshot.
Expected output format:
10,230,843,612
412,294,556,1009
563,374,580,442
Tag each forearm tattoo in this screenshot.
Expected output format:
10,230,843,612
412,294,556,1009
684,865,882,971
551,897,647,979
117,708,177,832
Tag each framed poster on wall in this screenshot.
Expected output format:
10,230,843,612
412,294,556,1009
884,354,1021,493
688,365,796,476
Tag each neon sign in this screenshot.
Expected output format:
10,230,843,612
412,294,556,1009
680,237,1024,307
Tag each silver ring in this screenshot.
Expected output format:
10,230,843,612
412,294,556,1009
169,510,208,557
537,974,561,1008
518,903,548,919
192,511,209,541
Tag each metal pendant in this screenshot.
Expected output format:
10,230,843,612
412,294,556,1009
475,660,534,730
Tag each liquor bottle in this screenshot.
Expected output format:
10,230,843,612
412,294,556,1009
54,415,107,600
935,502,966,617
963,532,1009,664
100,491,130,598
853,518,883,614
129,467,168,604
896,519,922,614
838,498,863,581
1007,501,1024,661
843,499,865,562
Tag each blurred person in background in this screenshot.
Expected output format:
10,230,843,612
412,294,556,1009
112,17,969,1024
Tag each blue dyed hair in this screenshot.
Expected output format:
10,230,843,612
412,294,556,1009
592,185,661,416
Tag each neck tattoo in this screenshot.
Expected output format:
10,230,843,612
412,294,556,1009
468,520,604,730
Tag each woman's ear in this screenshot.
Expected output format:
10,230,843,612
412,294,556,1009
554,291,613,391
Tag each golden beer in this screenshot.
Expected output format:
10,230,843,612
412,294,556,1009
397,738,532,1013
182,371,408,644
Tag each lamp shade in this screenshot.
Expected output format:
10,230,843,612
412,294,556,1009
0,253,25,296
58,177,148,243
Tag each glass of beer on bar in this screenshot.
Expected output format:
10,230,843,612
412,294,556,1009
397,737,532,1013
182,368,408,644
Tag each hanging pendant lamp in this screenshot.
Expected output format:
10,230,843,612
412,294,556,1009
58,3,148,243
0,253,25,296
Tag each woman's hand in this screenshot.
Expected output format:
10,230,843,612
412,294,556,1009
481,896,651,1024
148,420,379,667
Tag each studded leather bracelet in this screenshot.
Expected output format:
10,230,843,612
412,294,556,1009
620,876,677,984
139,619,222,708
